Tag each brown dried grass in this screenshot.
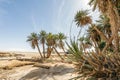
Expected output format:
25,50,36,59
0,60,34,70
0,52,12,57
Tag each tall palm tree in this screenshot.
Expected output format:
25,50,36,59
74,10,108,42
46,33,53,58
52,34,64,60
39,30,47,58
74,10,107,53
57,32,67,53
27,32,43,58
75,10,92,27
46,33,64,60
75,10,92,38
89,0,120,53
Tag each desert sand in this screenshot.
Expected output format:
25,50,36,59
0,52,78,80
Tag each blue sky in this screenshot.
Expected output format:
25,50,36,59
0,0,99,52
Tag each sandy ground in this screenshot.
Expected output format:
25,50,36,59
0,52,78,80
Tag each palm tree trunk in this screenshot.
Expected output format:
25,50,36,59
61,46,67,56
53,47,64,60
43,43,45,58
36,44,43,58
46,47,53,58
107,0,120,53
61,46,66,53
60,42,67,56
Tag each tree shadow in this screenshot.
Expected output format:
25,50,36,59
19,64,74,80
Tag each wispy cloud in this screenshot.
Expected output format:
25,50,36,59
31,13,46,33
51,0,66,33
57,0,65,20
31,15,37,32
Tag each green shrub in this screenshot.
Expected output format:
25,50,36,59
66,39,84,62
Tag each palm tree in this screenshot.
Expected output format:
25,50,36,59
74,10,108,42
74,10,107,53
52,34,64,60
97,15,111,39
39,30,47,58
75,10,92,27
27,32,43,58
57,32,67,53
89,0,120,53
46,33,53,58
75,10,92,38
46,33,64,60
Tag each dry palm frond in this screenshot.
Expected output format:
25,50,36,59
73,52,120,80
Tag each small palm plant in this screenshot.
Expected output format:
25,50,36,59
66,39,84,62
27,32,43,58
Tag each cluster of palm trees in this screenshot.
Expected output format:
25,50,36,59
27,30,67,60
26,0,120,60
74,0,120,53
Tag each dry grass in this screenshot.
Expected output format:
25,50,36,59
0,52,12,57
0,60,34,70
0,52,24,57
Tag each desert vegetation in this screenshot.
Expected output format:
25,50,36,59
26,0,120,80
67,0,120,80
0,0,120,80
27,31,67,60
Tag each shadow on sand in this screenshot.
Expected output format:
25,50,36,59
19,64,74,80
